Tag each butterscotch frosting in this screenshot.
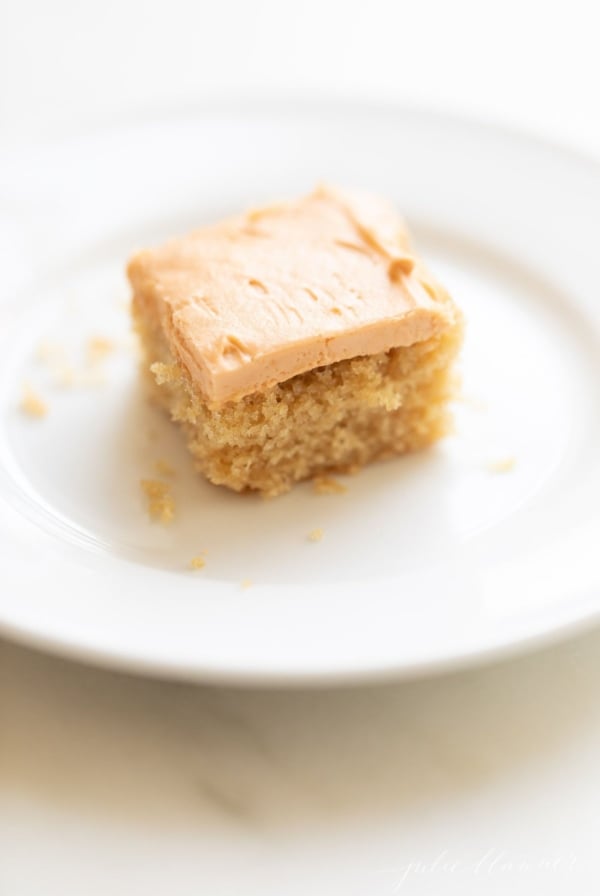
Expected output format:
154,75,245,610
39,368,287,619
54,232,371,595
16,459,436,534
128,185,456,404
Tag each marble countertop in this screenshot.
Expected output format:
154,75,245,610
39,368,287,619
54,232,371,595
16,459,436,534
2,631,599,893
2,0,600,891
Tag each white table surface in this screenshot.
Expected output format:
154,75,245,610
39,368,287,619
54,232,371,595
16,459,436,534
2,1,600,892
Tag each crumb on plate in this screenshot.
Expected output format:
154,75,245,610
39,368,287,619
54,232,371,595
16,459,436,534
35,337,111,388
241,578,253,589
87,336,116,364
20,385,47,418
308,527,324,542
190,555,206,570
486,456,516,474
140,478,175,524
313,475,347,495
154,458,176,478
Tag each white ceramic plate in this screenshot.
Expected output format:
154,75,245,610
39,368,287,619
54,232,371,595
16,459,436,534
1,102,600,685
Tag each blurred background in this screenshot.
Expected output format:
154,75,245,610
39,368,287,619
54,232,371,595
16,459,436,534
1,0,599,155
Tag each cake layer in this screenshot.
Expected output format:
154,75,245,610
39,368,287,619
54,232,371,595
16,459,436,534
128,185,456,405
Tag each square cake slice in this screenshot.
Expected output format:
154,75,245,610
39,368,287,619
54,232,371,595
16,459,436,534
128,185,463,496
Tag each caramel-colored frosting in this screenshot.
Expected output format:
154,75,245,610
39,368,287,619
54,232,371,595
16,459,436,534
128,185,456,405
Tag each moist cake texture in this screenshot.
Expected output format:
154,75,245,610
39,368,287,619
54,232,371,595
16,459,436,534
128,185,463,496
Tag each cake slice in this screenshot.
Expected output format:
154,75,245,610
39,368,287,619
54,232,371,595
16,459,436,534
128,185,463,496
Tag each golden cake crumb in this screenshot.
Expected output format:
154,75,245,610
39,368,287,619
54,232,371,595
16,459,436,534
241,578,253,589
487,456,516,474
190,556,206,570
313,475,347,495
150,361,179,385
20,386,47,418
140,478,175,524
138,337,461,496
308,528,324,542
87,336,116,364
154,458,176,478
36,337,112,388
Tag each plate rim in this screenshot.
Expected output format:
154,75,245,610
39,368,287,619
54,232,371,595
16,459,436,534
4,94,600,179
